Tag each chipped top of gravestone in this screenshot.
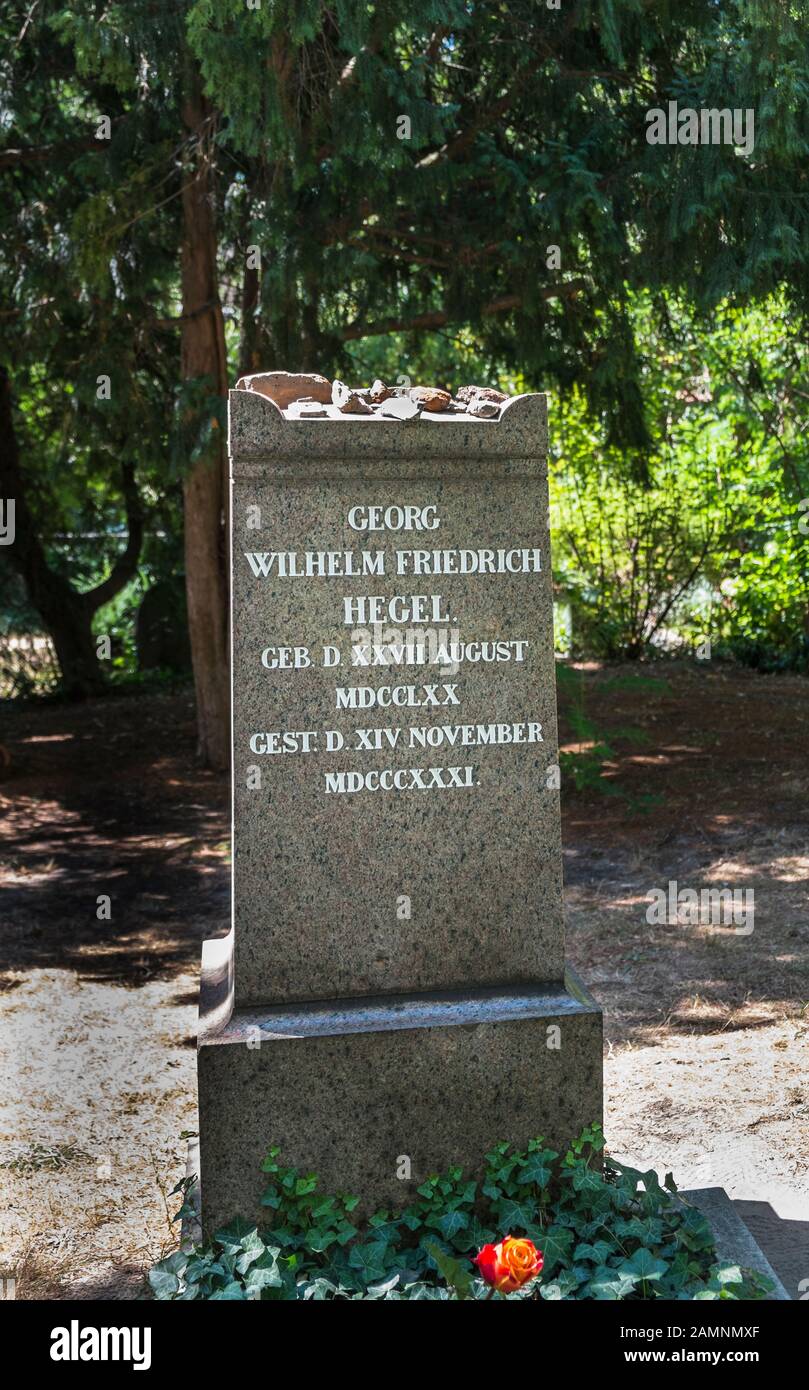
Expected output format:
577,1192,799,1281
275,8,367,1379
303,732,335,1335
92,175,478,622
235,370,332,408
229,387,548,466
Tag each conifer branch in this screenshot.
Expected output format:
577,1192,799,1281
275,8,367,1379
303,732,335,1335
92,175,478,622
339,281,587,340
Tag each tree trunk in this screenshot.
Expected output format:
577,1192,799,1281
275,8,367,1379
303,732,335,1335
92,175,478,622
180,64,230,771
0,366,104,697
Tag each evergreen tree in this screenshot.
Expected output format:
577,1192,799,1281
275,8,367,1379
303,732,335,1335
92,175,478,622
3,0,808,751
188,0,809,448
0,2,182,694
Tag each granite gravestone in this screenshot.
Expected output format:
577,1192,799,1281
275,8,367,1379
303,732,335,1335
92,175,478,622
197,386,602,1231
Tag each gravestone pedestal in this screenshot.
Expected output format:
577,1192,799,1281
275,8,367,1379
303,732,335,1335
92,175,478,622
197,388,602,1232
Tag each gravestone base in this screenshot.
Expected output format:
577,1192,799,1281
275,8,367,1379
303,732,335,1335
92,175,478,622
197,961,602,1234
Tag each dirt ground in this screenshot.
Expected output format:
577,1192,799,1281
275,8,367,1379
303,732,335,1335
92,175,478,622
0,662,806,1298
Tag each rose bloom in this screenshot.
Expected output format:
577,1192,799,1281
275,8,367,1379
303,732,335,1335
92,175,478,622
474,1236,544,1294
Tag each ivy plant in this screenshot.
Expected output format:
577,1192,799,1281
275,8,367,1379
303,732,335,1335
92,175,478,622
150,1126,773,1301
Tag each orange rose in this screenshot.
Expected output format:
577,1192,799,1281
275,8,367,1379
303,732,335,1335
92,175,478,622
474,1235,543,1293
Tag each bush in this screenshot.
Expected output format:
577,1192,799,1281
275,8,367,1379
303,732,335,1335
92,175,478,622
551,294,809,665
150,1127,772,1301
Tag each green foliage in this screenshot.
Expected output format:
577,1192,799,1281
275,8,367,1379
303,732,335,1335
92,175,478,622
4,3,809,681
186,0,809,443
552,293,809,665
0,0,187,685
183,0,809,445
150,1127,773,1301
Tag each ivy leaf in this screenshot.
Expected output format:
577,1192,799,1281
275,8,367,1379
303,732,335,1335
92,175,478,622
637,1167,666,1200
604,1157,645,1187
548,1265,587,1299
572,1166,607,1196
584,1191,615,1222
301,1277,338,1300
538,1226,574,1276
348,1241,390,1284
574,1239,615,1265
148,1258,184,1299
436,1208,469,1240
621,1248,669,1282
614,1215,664,1244
566,1216,602,1243
675,1207,715,1251
183,1255,224,1285
266,1223,298,1248
453,1216,496,1253
306,1227,339,1253
587,1267,641,1300
234,1243,265,1275
496,1197,538,1231
665,1251,697,1290
424,1241,474,1300
245,1249,283,1293
367,1214,401,1244
214,1218,258,1249
517,1154,555,1188
365,1274,401,1299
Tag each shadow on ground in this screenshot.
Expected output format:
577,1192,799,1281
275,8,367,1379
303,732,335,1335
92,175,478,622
0,688,229,984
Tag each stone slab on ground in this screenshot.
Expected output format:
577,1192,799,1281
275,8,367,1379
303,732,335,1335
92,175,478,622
732,1198,807,1303
680,1187,791,1300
